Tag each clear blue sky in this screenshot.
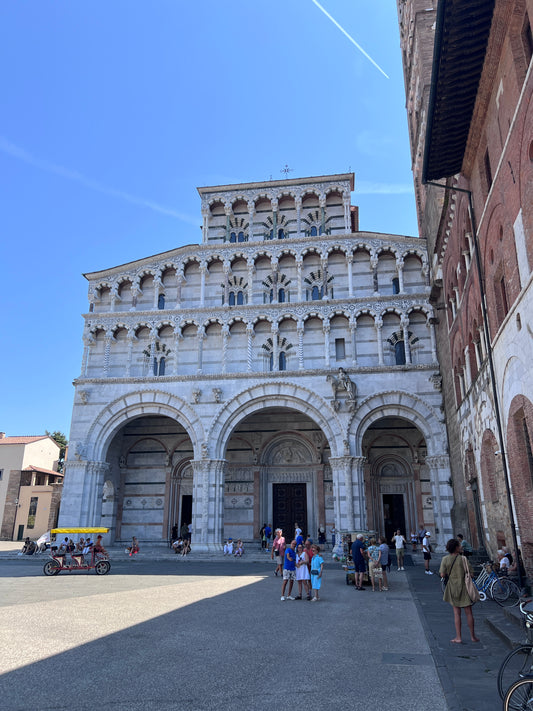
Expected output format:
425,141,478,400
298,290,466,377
0,1,417,439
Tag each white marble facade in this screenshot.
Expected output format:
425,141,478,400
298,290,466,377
60,173,453,550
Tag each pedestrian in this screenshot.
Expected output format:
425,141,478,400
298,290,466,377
410,530,418,552
234,539,244,557
351,533,367,591
318,525,326,545
379,536,390,590
310,544,324,601
171,523,178,541
265,523,272,550
418,526,425,546
497,549,510,573
271,529,285,576
392,529,407,570
223,538,233,555
294,522,302,539
180,522,188,539
281,539,297,601
187,522,192,541
439,538,479,644
422,531,433,574
127,536,139,556
260,524,267,549
456,533,472,557
367,538,383,592
295,543,311,600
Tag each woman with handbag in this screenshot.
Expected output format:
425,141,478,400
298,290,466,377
439,538,480,644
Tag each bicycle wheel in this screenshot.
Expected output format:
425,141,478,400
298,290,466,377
504,677,533,710
492,578,520,607
498,645,533,699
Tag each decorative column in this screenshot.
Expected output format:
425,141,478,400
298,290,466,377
349,318,357,366
295,196,302,238
223,260,231,306
59,460,110,530
173,329,182,375
425,454,454,548
352,456,367,530
271,256,279,303
346,252,354,297
148,330,157,376
247,258,255,305
201,204,209,242
464,345,472,389
175,269,184,309
396,257,405,293
80,332,94,377
224,202,232,243
271,323,279,371
321,257,329,298
428,317,438,363
110,285,118,312
271,198,278,240
478,326,487,360
401,314,411,364
197,327,206,374
371,257,379,296
375,316,384,365
153,275,163,309
246,324,254,372
319,194,327,235
329,456,354,531
103,330,113,377
199,261,207,307
221,324,229,374
296,257,303,301
343,191,351,232
297,321,304,370
190,458,227,552
125,331,134,377
247,201,255,242
131,284,140,311
323,321,330,368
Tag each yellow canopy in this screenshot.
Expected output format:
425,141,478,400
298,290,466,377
51,527,109,535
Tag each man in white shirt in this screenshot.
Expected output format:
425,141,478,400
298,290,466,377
391,530,406,570
422,531,433,574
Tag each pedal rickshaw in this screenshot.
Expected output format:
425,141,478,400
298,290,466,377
338,529,377,585
43,527,111,576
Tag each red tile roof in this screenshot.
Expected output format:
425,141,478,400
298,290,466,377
0,435,51,445
23,465,64,477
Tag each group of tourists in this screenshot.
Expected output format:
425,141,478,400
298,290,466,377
270,526,325,601
223,538,244,556
351,533,393,591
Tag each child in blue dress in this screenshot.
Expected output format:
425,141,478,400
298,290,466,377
310,544,324,601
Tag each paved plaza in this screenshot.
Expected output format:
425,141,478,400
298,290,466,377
0,551,516,710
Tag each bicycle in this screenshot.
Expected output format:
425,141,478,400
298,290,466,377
498,599,533,700
473,562,521,607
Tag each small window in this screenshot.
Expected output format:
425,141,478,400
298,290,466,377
27,497,38,529
0,469,3,480
395,341,406,365
392,277,400,294
278,228,285,239
237,291,244,305
279,352,287,370
335,338,346,360
278,288,286,303
229,292,236,306
269,352,274,371
153,358,158,376
238,231,245,242
159,357,166,376
311,285,322,300
89,303,94,312
269,289,274,303
158,294,165,310
230,232,236,243
310,226,318,237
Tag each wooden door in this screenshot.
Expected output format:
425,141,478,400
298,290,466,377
273,483,307,539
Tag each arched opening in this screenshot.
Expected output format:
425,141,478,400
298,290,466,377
362,416,428,542
103,415,194,543
223,407,330,542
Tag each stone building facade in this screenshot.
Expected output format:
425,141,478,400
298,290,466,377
60,173,453,550
398,0,533,572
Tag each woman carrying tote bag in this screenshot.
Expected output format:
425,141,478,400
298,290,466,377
439,538,480,644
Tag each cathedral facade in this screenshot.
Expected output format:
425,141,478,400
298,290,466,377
60,173,453,550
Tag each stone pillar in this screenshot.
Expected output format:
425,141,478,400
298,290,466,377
321,257,329,298
401,315,411,364
197,327,206,374
199,261,207,307
464,345,471,389
343,192,351,232
247,201,255,242
103,330,113,376
201,205,209,241
125,332,134,377
297,322,304,370
221,324,229,374
110,285,118,312
247,257,255,304
425,454,454,548
397,257,405,293
371,257,379,296
346,253,354,297
478,326,487,360
271,198,278,240
80,333,93,377
58,460,110,531
352,456,367,530
224,203,232,243
190,458,226,551
223,261,231,305
428,318,438,363
375,316,384,365
173,329,182,375
176,270,184,309
319,194,326,235
329,456,355,531
131,285,140,311
153,275,163,309
246,324,254,372
296,258,303,301
271,323,279,371
295,196,302,238
323,321,330,368
271,256,279,303
349,319,357,366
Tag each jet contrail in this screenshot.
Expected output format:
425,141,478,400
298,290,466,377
0,136,198,224
310,0,389,79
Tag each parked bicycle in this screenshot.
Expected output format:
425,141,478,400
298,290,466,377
470,562,520,607
498,599,533,701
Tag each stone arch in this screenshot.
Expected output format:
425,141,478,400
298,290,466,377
207,382,343,460
84,389,204,462
352,390,446,456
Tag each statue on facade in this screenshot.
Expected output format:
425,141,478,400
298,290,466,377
327,368,357,410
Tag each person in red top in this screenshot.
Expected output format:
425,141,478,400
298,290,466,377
271,529,285,576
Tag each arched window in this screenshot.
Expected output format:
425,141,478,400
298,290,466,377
278,228,285,239
395,341,406,365
268,229,274,240
278,288,285,303
237,291,244,305
230,232,236,243
153,358,158,376
269,352,274,371
159,357,166,376
269,289,274,303
229,292,236,306
238,231,245,242
392,278,400,295
158,293,166,309
311,285,322,300
310,226,318,237
279,352,287,370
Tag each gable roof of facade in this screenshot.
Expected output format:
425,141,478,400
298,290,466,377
422,0,496,182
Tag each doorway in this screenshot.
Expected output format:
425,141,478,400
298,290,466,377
273,483,307,538
382,494,405,542
181,494,192,531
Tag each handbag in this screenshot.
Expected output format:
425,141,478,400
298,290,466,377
462,554,480,603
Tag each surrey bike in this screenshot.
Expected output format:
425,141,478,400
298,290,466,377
498,599,533,700
43,527,111,576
